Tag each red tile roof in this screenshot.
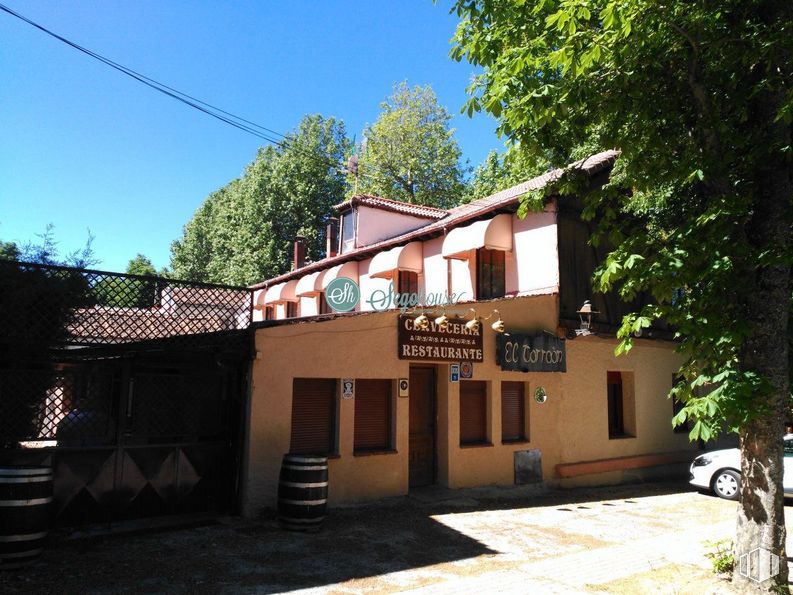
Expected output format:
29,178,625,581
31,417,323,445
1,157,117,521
333,194,449,220
251,150,619,290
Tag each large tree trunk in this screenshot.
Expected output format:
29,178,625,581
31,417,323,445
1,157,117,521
733,78,791,591
734,216,790,592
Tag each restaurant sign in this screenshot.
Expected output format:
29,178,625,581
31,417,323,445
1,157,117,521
496,332,567,372
398,315,483,362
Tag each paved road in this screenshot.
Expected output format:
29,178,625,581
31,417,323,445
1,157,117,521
1,481,782,594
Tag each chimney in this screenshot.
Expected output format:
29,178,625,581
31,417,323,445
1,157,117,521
293,236,306,270
326,218,338,258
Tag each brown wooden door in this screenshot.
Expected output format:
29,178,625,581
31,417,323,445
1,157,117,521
409,366,435,487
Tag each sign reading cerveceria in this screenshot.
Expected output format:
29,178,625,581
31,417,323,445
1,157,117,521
496,332,567,372
398,315,483,362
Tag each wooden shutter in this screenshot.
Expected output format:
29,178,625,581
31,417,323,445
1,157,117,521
319,293,331,315
501,381,525,441
460,380,487,445
354,379,391,451
477,248,505,300
398,271,419,296
290,378,336,455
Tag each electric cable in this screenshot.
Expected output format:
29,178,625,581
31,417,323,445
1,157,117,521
0,2,404,188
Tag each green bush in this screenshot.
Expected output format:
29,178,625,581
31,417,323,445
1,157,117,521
704,540,734,575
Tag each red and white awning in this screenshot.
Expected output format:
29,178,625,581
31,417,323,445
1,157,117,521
441,213,513,259
295,270,326,296
368,241,423,279
263,279,298,304
253,289,267,310
321,260,359,289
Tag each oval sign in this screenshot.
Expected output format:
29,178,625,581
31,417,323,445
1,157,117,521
325,277,360,312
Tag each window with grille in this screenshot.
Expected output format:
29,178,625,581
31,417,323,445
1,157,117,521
501,381,526,442
398,271,419,298
476,248,505,300
265,306,275,320
290,378,336,455
286,301,297,318
354,379,392,452
460,380,488,445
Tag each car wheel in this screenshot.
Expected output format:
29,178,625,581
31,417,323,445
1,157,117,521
713,469,740,500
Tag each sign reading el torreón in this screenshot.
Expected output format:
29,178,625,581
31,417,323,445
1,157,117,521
496,332,566,372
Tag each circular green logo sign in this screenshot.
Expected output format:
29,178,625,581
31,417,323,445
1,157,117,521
325,277,359,312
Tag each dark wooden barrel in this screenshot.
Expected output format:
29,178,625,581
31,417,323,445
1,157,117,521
277,455,328,532
0,466,53,569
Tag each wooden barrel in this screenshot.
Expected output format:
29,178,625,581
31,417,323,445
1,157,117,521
277,455,328,532
0,466,53,569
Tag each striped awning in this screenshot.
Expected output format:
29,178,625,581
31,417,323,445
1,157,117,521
320,261,359,289
368,242,423,279
295,270,326,296
442,213,513,259
264,279,298,304
253,289,268,310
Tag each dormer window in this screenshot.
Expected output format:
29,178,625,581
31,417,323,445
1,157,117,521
339,211,355,254
332,196,448,251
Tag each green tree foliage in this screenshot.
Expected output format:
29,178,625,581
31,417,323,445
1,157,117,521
125,254,156,277
461,147,549,204
93,253,158,308
0,240,20,261
171,115,351,285
0,227,97,445
353,83,465,208
0,224,97,268
451,1,791,588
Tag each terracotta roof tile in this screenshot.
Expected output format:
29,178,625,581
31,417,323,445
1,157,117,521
332,194,449,220
251,150,619,290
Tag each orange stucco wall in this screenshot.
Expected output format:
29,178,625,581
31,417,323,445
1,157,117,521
242,293,696,517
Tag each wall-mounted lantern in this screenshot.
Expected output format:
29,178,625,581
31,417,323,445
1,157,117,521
434,313,449,330
489,310,505,333
465,308,480,332
415,307,505,334
575,300,598,337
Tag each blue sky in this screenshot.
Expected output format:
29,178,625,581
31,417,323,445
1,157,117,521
0,1,502,273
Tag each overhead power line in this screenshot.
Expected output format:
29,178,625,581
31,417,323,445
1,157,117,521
0,2,391,186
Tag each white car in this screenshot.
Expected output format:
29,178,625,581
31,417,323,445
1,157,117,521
689,434,793,500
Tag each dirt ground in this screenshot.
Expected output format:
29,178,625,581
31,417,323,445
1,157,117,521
0,480,784,594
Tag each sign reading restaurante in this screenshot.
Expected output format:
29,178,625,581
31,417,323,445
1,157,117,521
398,315,484,362
496,332,567,372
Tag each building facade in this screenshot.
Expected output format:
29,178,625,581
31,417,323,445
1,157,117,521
241,151,697,514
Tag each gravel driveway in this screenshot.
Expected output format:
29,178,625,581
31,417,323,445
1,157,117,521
0,480,783,594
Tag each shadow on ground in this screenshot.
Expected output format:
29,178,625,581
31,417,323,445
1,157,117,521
0,480,724,594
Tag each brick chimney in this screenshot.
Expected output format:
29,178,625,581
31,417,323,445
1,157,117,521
326,218,338,258
293,236,306,270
